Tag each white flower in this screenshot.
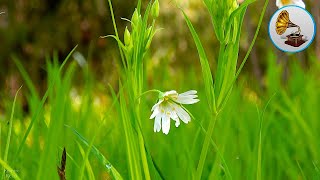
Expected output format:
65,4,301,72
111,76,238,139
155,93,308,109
150,90,199,135
276,0,305,9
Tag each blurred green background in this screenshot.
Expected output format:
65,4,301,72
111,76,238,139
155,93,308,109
1,0,320,179
0,0,319,98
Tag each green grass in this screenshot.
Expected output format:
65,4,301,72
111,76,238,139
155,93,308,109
1,0,320,179
1,46,320,180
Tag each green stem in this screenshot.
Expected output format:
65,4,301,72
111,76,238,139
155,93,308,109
214,43,226,99
195,0,269,179
185,106,232,180
107,0,126,70
195,113,218,179
134,102,151,180
135,89,162,102
219,0,269,111
137,129,151,180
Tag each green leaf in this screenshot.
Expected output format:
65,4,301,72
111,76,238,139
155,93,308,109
0,158,21,180
77,142,96,180
181,9,216,113
219,0,269,111
13,57,39,100
66,125,123,180
14,45,78,162
2,86,22,179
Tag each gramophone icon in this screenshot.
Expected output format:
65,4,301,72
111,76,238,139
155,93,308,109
275,10,307,47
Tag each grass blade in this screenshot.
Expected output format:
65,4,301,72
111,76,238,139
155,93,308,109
0,158,21,180
13,57,39,99
14,45,77,161
192,116,232,180
77,142,95,180
107,0,126,70
181,9,216,113
66,125,123,180
256,93,275,180
296,160,307,180
2,86,22,178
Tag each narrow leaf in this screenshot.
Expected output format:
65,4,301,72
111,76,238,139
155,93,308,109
66,125,123,180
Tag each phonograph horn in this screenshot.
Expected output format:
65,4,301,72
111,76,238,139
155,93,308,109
275,10,301,35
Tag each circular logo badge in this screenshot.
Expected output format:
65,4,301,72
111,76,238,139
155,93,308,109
268,5,316,53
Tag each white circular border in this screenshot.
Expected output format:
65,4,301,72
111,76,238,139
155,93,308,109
268,5,316,53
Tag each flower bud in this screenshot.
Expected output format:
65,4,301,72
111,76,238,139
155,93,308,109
145,27,154,50
151,0,159,19
124,26,131,46
145,38,152,50
146,26,152,38
131,9,139,26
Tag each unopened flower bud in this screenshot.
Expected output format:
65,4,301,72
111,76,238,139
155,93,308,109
124,26,131,46
146,26,152,38
131,9,139,26
151,0,159,19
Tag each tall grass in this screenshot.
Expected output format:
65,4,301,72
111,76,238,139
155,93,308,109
1,43,320,180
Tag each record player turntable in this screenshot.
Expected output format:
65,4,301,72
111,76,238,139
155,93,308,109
276,10,307,47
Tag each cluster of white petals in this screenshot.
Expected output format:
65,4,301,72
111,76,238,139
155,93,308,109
150,90,199,135
276,0,305,8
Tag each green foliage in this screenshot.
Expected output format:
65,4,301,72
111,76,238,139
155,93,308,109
1,41,320,180
66,125,122,179
106,0,160,179
181,10,215,112
181,0,269,179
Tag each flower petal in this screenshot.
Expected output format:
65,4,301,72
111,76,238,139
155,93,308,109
150,106,160,119
171,110,180,127
293,0,305,8
178,95,198,101
164,90,177,96
172,103,191,124
174,117,180,127
162,114,170,135
174,90,200,104
175,95,199,104
276,0,282,8
276,0,305,8
179,90,197,96
165,102,180,127
154,114,161,132
151,100,163,111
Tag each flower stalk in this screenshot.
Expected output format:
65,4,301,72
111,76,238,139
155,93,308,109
182,0,269,179
107,0,159,179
